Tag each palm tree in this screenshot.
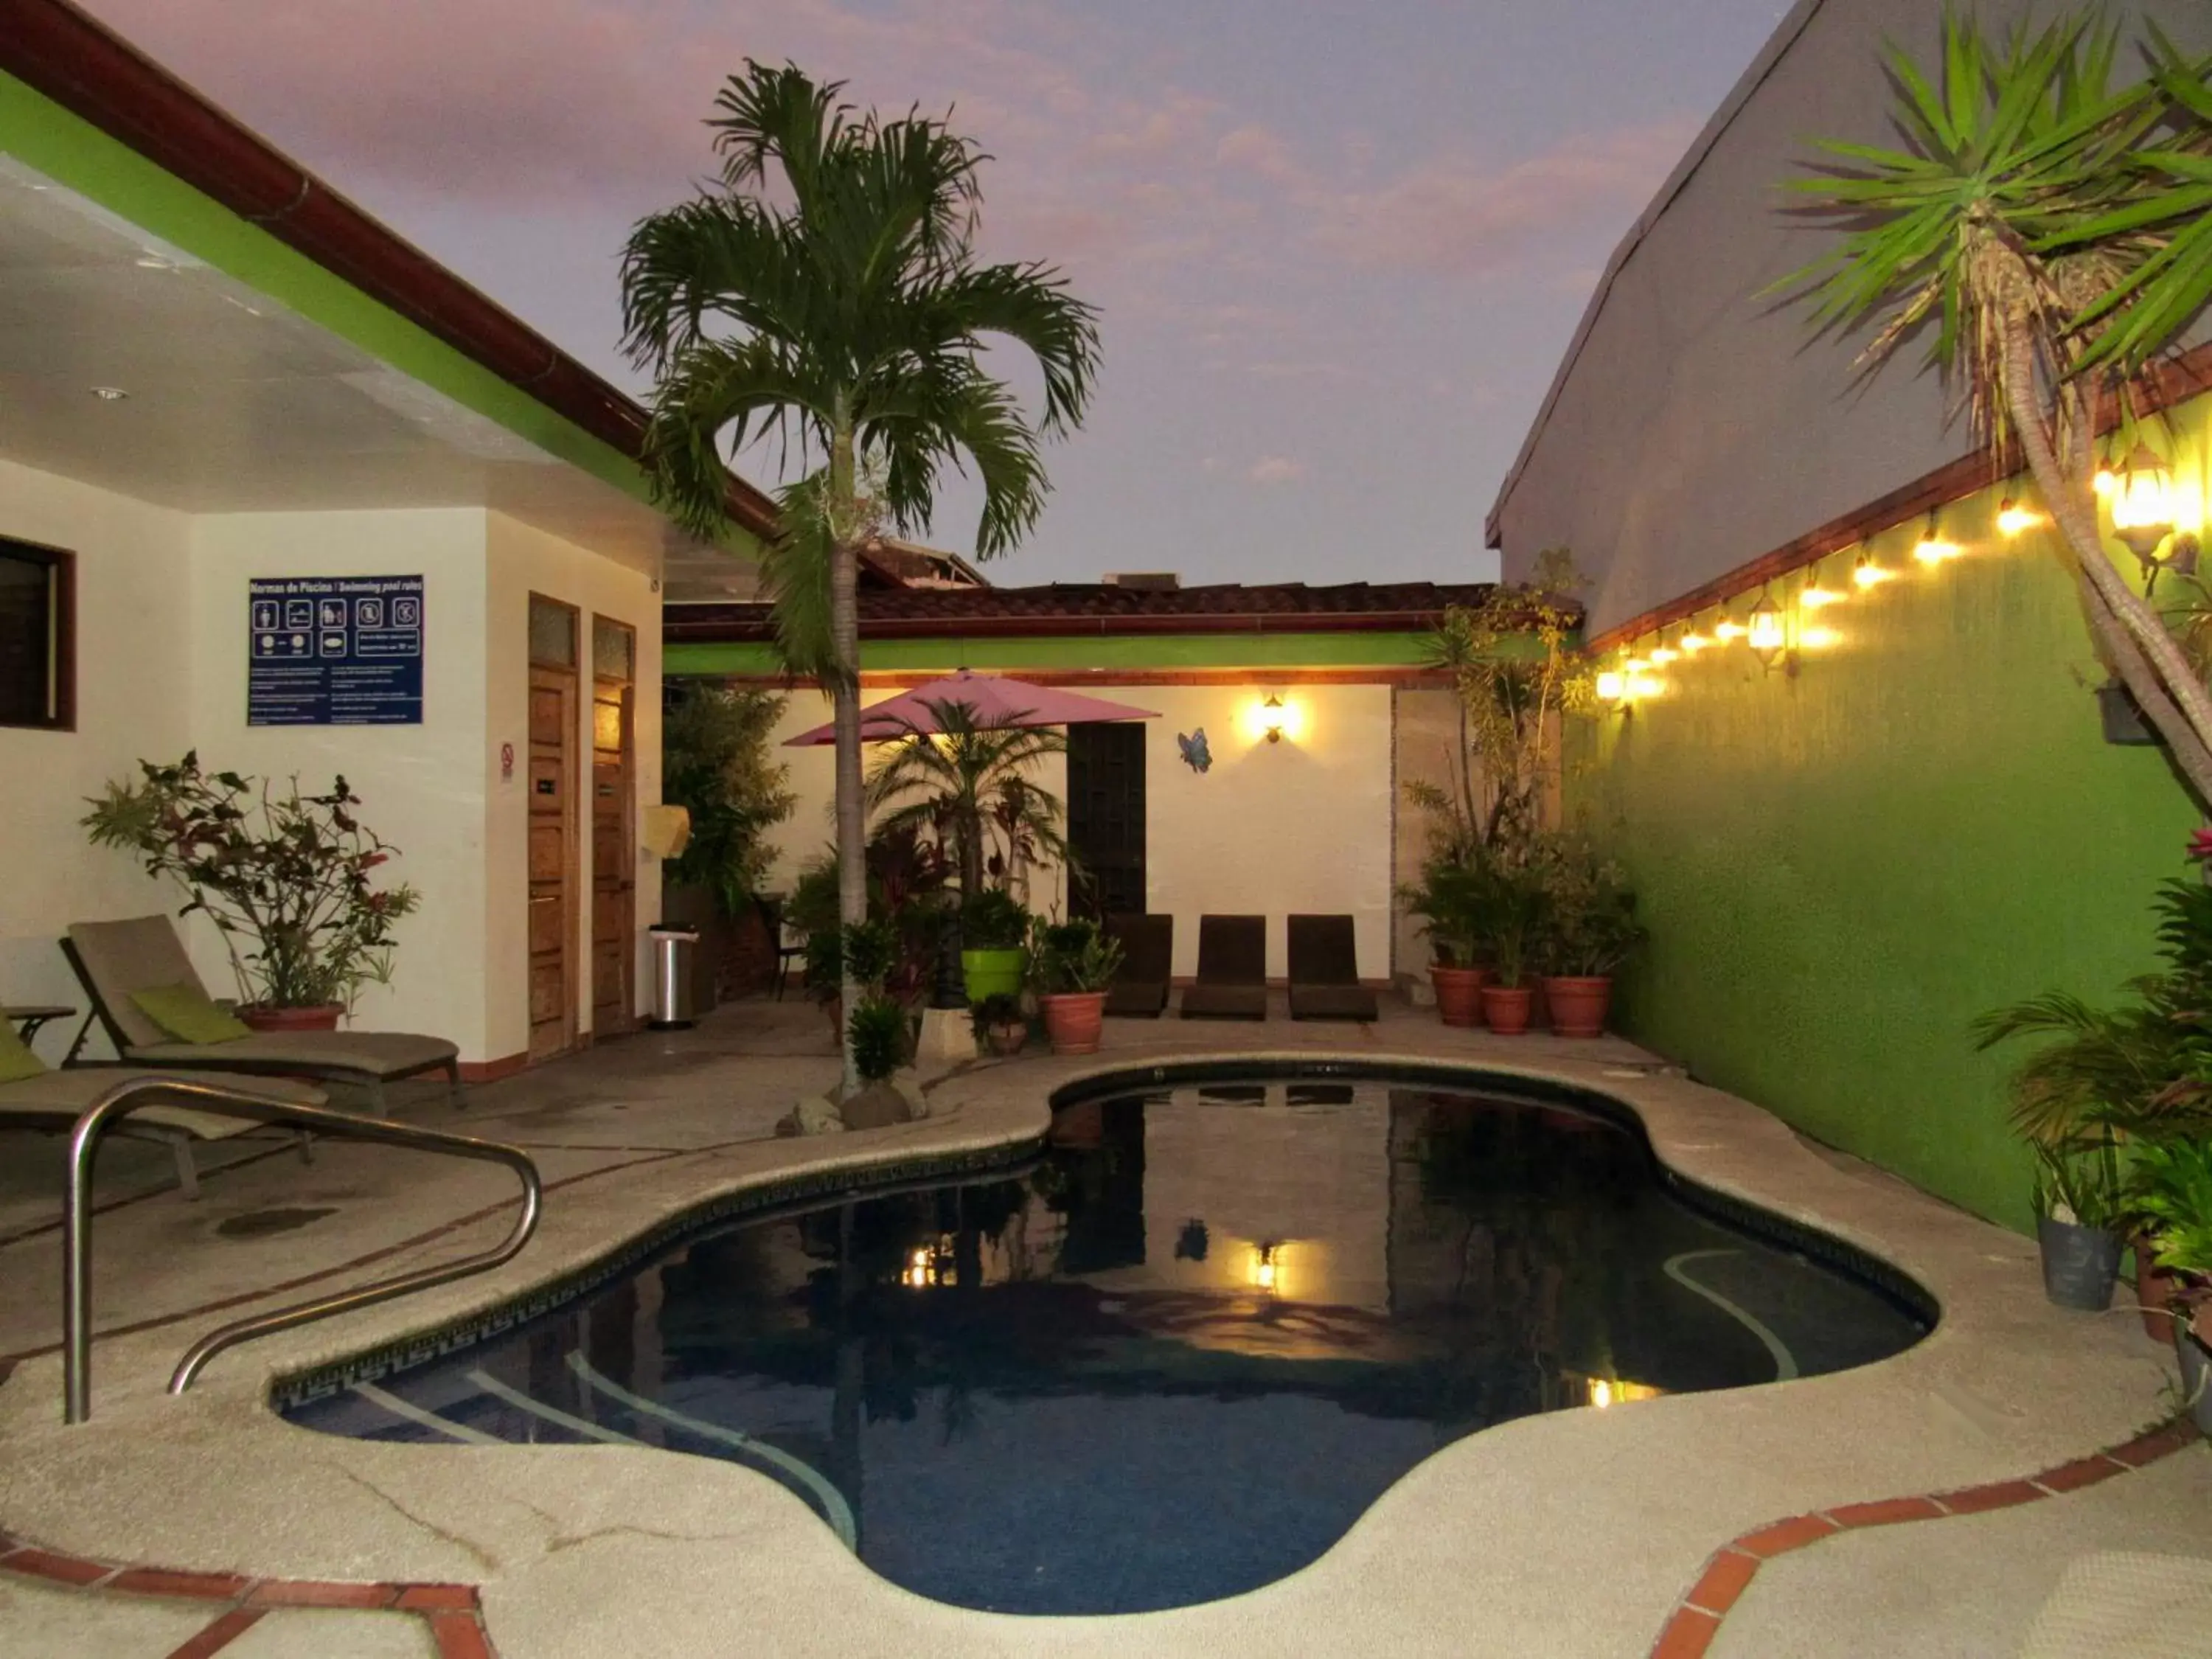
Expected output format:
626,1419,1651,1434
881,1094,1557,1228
622,63,1100,1091
1781,13,2212,800
865,700,1071,900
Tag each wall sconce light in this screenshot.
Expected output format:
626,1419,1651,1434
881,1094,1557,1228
1594,669,1627,703
1913,514,1961,566
1262,694,1286,744
1996,497,2044,538
1853,552,1896,589
1746,588,1786,668
1253,1241,1281,1295
2108,443,2201,591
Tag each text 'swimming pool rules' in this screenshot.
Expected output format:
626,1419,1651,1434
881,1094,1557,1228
246,574,425,726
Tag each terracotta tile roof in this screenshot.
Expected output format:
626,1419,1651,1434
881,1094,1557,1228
667,580,1520,641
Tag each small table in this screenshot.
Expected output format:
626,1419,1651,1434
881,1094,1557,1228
2,1004,74,1044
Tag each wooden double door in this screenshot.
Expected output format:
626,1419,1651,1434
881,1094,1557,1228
526,600,635,1062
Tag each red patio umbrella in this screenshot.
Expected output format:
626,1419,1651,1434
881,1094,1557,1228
783,669,1158,745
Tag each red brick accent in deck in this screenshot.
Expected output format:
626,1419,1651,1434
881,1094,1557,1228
1646,1416,2204,1658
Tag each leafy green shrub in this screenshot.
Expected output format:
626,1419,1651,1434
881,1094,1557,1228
969,991,1026,1037
841,918,900,990
1536,835,1646,978
961,888,1032,950
662,684,793,914
846,995,909,1083
2134,1138,2212,1276
1028,917,1124,994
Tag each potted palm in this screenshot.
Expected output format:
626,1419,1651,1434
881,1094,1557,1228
1402,858,1489,1026
1538,838,1646,1038
1028,917,1123,1056
2130,1138,2212,1425
959,888,1032,1005
83,753,420,1029
2027,1136,2128,1310
1476,856,1548,1036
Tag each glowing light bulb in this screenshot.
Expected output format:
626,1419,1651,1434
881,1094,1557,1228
1648,645,1680,665
1913,530,1961,565
2094,468,2119,498
1996,498,2042,538
1623,657,1650,674
1714,619,1747,641
1801,625,1840,650
1679,631,1711,654
1594,670,1626,701
1800,582,1843,610
1854,554,1895,588
1590,1379,1615,1410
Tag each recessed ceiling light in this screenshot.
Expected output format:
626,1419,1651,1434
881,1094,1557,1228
90,386,128,401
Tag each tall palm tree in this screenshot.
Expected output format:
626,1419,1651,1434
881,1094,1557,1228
1781,13,2212,801
622,63,1100,1091
865,700,1071,900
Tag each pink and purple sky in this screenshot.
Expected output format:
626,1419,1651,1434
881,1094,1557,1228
86,0,1791,587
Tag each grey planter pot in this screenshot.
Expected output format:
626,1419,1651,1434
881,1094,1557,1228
2177,1326,2212,1436
2038,1217,2124,1310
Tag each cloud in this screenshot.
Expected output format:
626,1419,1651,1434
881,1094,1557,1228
1307,119,1700,276
1248,456,1304,486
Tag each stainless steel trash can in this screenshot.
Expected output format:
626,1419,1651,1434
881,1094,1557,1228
648,925,700,1029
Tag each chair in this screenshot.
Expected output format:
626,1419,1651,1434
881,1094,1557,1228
770,906,807,1001
1103,914,1172,1018
1178,915,1268,1020
0,1065,325,1200
63,916,462,1116
1287,914,1379,1023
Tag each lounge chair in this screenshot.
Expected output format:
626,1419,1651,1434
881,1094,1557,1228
0,1057,324,1200
1103,914,1172,1018
1287,914,1380,1023
63,916,462,1115
1178,915,1268,1020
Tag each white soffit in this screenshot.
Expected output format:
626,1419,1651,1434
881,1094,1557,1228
0,155,672,568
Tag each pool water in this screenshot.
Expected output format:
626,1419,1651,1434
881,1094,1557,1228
285,1072,1930,1615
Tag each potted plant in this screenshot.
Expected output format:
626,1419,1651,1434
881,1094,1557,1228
82,752,421,1029
2025,1135,2128,1310
959,888,1032,1004
1537,837,1646,1038
1402,858,1489,1026
969,991,1029,1057
1476,856,1548,1036
1028,917,1123,1056
2130,1137,2212,1427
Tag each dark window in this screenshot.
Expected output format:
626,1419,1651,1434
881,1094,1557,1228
1066,721,1147,919
0,540,71,731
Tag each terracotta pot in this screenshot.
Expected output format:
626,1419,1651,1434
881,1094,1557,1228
987,1023,1028,1057
1541,975,1613,1038
1429,965,1489,1028
1040,991,1107,1055
2134,1232,2185,1343
236,1003,342,1033
1480,985,1534,1034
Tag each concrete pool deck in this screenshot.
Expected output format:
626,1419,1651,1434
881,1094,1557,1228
0,998,2203,1658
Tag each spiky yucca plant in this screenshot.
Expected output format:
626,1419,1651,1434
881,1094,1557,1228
1782,12,2212,799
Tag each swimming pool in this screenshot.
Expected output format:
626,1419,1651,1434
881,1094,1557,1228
282,1064,1931,1615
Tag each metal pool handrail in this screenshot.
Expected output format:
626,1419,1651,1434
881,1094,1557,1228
63,1075,543,1424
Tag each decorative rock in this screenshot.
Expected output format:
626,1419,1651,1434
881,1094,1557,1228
774,1095,845,1137
838,1079,914,1130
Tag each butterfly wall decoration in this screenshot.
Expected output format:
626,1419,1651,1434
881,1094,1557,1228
1177,728,1212,774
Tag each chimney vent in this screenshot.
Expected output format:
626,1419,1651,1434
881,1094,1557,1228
1102,571,1180,591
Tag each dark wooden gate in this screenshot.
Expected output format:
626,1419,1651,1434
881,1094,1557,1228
1066,721,1147,919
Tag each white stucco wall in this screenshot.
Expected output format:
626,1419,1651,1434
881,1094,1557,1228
0,458,192,1057
753,678,1396,984
1,479,664,1068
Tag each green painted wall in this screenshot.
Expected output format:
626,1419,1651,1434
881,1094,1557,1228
667,630,1450,678
1568,427,2209,1231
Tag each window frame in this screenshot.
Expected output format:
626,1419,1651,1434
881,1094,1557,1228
0,537,75,733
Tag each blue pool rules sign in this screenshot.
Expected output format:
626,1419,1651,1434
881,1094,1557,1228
247,574,425,726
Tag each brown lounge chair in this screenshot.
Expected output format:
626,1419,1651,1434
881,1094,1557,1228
63,916,462,1115
1179,915,1268,1020
1103,914,1172,1018
1287,914,1379,1022
0,1061,324,1200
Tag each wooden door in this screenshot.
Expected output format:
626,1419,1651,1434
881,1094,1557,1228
1066,722,1147,919
590,618,636,1034
527,597,580,1062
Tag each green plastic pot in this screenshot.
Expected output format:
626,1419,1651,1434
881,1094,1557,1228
961,947,1026,1004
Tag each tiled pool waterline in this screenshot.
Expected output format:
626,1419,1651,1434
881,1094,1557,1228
283,1067,1930,1615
